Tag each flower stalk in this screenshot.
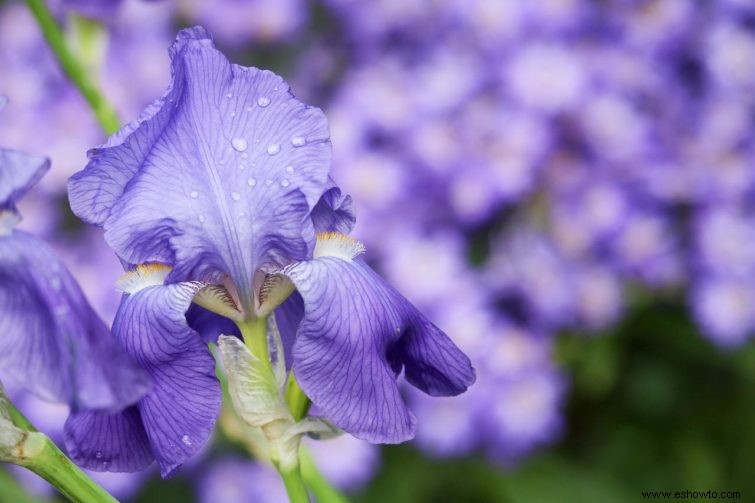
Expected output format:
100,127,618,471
24,0,120,135
284,373,311,422
17,436,117,503
1,386,116,503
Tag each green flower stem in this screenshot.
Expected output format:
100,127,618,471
7,402,35,433
25,0,120,135
18,436,117,503
0,467,45,503
239,316,270,363
279,464,311,503
2,396,116,503
284,372,311,422
300,448,349,503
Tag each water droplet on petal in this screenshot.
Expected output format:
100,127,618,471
265,179,274,187
247,177,257,187
291,136,306,147
285,165,295,174
181,435,192,446
281,179,290,187
95,451,103,459
226,92,233,99
257,96,270,107
238,164,245,170
230,111,236,117
198,214,205,223
231,137,248,152
190,190,199,199
231,192,241,201
267,144,280,155
241,152,249,159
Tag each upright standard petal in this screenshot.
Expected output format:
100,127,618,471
68,26,332,309
65,282,221,477
279,239,475,443
311,178,356,234
0,231,149,411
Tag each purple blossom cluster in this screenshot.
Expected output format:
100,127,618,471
1,0,755,498
296,0,755,461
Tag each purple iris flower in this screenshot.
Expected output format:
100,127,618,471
66,26,474,475
0,101,148,411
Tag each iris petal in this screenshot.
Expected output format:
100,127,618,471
281,257,475,443
64,407,153,473
0,231,149,410
65,282,221,477
69,26,332,310
0,146,49,208
311,178,356,234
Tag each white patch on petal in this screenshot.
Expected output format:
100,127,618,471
116,263,172,294
314,232,365,261
0,210,20,236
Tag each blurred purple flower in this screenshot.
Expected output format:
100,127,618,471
0,112,149,412
180,0,307,46
305,434,380,491
199,458,287,503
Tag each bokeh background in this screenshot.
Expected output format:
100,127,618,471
1,0,755,501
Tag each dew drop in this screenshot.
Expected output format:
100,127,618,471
190,190,199,199
95,451,103,459
230,111,236,117
291,136,306,147
285,165,295,174
246,106,253,112
238,164,245,170
267,143,280,155
257,96,271,107
247,177,257,187
231,192,241,201
226,92,233,99
231,137,248,152
181,435,192,446
281,179,290,187
265,179,274,187
241,152,249,159
197,214,205,223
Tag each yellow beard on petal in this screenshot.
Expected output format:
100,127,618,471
313,232,366,261
116,263,173,294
